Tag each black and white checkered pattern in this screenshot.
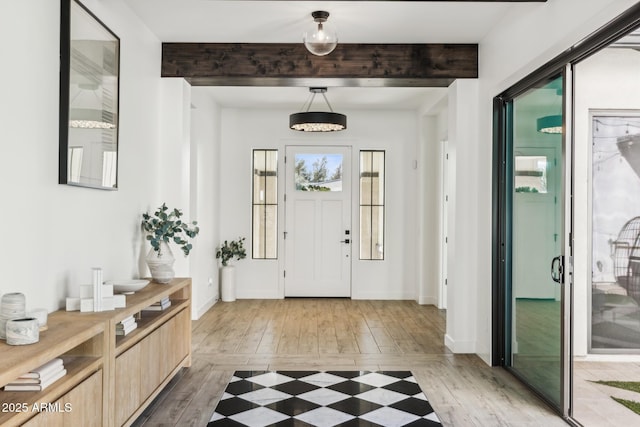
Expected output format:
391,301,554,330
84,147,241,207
208,371,442,427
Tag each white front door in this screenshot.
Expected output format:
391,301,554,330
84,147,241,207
284,146,352,297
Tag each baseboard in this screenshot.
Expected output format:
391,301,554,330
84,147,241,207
418,295,438,305
237,291,281,299
194,296,217,320
577,354,640,362
351,292,414,300
444,334,475,354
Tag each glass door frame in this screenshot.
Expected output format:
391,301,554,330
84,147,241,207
492,3,640,423
493,67,573,417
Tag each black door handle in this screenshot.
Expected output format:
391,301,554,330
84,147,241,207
340,239,350,244
551,255,564,284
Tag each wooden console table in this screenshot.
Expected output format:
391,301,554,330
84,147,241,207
0,277,192,427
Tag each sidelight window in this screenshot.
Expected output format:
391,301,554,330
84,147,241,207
252,149,278,259
360,150,385,260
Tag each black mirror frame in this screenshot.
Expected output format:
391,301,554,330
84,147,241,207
59,0,120,190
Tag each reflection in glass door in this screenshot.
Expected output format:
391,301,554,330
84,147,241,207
505,74,567,410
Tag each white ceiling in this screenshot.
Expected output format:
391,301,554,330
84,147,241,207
125,0,534,110
126,1,520,43
192,86,448,110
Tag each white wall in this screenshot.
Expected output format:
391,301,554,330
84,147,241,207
219,108,420,300
417,95,449,307
0,1,164,312
158,79,192,279
573,48,640,356
417,115,439,305
445,79,479,354
473,0,639,363
190,89,223,317
0,1,215,319
155,81,222,318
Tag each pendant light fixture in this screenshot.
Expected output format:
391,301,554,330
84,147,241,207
536,115,562,134
68,83,116,129
69,109,116,129
303,11,338,56
290,87,347,132
536,86,563,134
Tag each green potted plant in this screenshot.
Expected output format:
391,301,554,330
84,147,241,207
216,237,246,301
142,203,200,283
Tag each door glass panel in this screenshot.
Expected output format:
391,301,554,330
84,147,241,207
294,153,343,191
508,74,563,408
591,113,640,351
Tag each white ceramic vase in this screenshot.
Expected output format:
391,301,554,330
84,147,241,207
0,293,26,340
220,266,236,302
146,241,175,284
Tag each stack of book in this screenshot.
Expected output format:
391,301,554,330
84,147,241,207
4,358,67,391
142,296,171,312
116,315,138,336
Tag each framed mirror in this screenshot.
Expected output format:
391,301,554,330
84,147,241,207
59,0,120,190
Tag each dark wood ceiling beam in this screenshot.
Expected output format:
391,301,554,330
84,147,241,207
162,43,477,87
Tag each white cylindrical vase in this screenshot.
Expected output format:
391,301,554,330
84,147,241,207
220,266,236,302
0,293,26,340
6,317,39,345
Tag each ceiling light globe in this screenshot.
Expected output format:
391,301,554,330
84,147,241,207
303,11,338,56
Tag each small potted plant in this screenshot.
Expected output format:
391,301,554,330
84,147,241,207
142,203,200,283
216,237,246,301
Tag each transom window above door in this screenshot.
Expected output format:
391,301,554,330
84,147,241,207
294,153,343,192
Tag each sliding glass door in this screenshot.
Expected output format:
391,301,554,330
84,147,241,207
493,5,640,423
496,72,571,414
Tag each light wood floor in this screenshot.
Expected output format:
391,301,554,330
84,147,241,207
574,359,640,426
133,299,569,426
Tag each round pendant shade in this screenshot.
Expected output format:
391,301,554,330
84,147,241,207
289,87,347,132
289,111,347,132
537,114,562,134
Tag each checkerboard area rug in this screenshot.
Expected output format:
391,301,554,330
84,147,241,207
207,371,443,427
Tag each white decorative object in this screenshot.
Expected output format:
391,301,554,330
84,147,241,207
80,299,94,312
146,242,175,284
105,279,149,293
113,294,126,308
6,317,39,345
220,266,236,302
92,267,103,312
102,297,115,311
66,298,81,311
0,293,26,340
75,282,116,312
